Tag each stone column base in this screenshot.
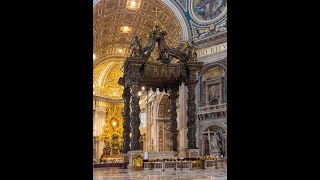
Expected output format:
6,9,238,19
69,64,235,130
121,153,130,169
173,151,179,158
186,149,200,158
128,150,143,170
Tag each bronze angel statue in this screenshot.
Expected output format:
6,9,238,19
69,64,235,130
130,35,143,57
183,41,197,61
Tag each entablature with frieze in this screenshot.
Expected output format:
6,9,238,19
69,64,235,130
93,95,123,103
194,32,227,50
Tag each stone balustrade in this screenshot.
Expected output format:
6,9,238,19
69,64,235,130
197,103,227,121
144,159,225,170
197,103,227,113
144,160,192,170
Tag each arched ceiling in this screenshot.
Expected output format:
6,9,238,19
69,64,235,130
94,0,227,41
93,0,185,99
93,0,227,99
158,94,170,118
93,0,185,66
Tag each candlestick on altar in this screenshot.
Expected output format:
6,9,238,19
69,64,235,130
174,157,178,171
220,155,224,168
214,156,219,169
162,159,165,171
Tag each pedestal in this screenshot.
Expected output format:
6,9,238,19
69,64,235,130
186,149,200,158
200,159,206,169
147,151,179,159
128,150,143,170
121,153,129,169
173,151,179,158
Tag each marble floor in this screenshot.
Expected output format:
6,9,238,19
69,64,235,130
93,166,227,180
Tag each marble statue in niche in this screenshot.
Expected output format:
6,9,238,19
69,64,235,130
217,129,225,156
207,130,225,156
210,132,222,152
208,84,220,105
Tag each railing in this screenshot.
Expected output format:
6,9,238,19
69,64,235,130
204,159,225,169
144,159,225,170
144,160,192,170
147,151,176,159
197,103,227,114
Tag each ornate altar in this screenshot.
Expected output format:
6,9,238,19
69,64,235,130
98,103,124,161
118,22,204,168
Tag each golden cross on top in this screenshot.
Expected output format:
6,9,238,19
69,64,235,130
152,7,162,21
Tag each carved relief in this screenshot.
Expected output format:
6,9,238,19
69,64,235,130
203,66,224,79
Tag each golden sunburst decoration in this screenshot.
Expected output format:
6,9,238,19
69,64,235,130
98,103,124,151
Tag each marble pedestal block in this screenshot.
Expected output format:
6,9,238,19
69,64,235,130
121,153,129,169
186,149,200,158
127,150,143,170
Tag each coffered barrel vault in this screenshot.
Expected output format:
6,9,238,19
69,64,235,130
93,0,188,99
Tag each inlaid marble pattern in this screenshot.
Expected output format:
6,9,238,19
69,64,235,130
93,165,227,180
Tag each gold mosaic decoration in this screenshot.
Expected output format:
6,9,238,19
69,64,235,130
203,66,224,79
99,103,124,147
104,81,124,99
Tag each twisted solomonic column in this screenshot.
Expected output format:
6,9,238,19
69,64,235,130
130,82,141,150
186,80,198,149
122,76,131,153
169,86,179,151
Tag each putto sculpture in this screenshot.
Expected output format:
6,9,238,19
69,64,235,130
130,35,143,58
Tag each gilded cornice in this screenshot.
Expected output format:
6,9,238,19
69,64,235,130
93,95,123,103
